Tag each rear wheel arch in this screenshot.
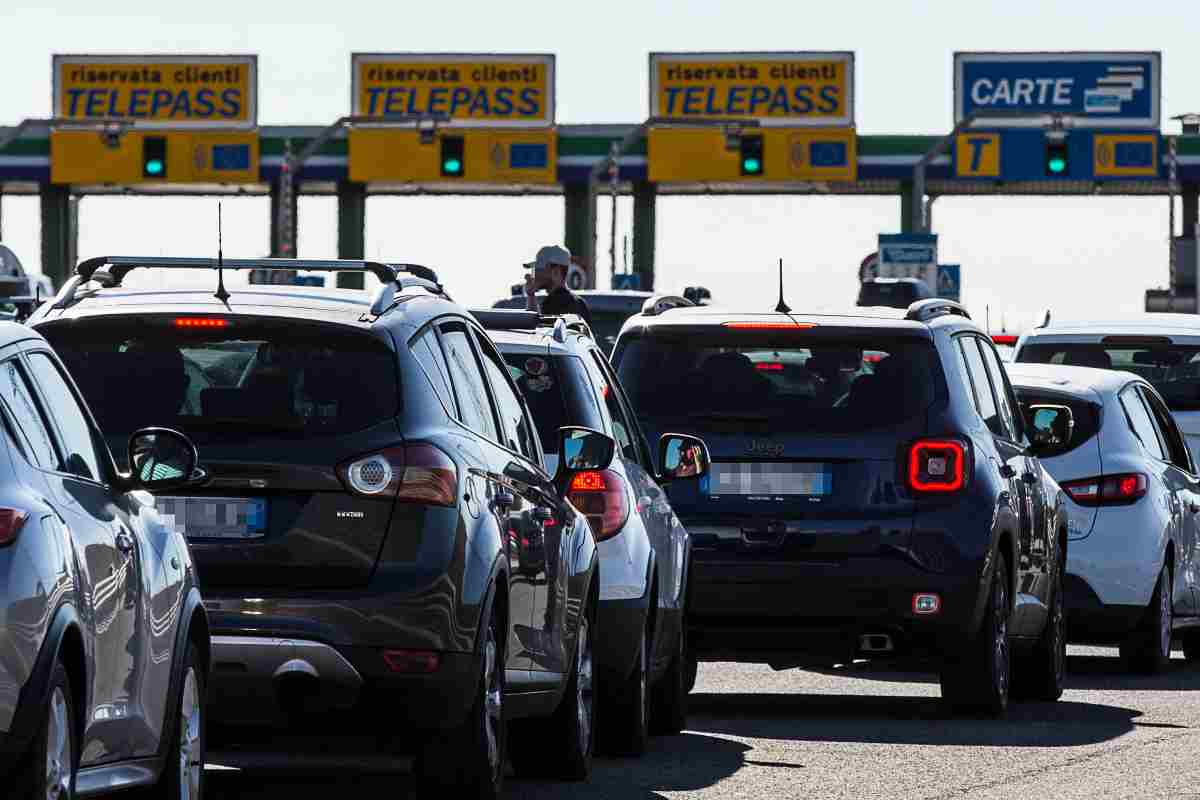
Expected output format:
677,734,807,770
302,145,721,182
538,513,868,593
188,606,211,678
57,622,87,747
996,529,1016,606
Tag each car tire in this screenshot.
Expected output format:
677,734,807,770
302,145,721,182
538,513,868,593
940,550,1011,717
1121,562,1173,675
600,618,650,756
17,658,76,800
1183,632,1200,663
510,608,596,781
683,654,698,695
151,641,206,800
417,601,505,799
1014,549,1066,702
650,617,688,735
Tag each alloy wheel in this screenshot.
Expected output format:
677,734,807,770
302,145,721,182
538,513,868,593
1052,574,1066,687
994,575,1010,700
178,668,203,800
576,618,594,755
45,687,71,800
1160,568,1173,660
483,626,503,780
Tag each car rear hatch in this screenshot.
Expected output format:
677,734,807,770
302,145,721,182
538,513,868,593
39,313,401,590
614,321,944,619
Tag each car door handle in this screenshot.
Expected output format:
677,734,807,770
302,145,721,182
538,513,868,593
115,531,135,554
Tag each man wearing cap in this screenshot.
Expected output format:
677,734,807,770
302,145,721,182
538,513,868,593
524,245,593,328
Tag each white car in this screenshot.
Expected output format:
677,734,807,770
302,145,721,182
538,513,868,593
1007,362,1200,672
1013,314,1200,465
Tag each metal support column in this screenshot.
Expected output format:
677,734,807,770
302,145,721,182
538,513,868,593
336,180,367,289
39,184,74,287
899,181,915,234
632,180,657,291
563,182,597,289
1184,183,1199,240
269,180,299,258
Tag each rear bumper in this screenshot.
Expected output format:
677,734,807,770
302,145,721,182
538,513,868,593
596,595,651,684
1065,504,1163,608
1064,573,1145,644
207,634,480,734
686,554,986,666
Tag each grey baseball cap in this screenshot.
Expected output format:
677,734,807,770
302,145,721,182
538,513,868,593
525,245,572,271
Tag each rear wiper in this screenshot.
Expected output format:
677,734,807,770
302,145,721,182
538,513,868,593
177,417,307,434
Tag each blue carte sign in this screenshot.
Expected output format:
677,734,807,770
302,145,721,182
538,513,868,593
955,52,1161,129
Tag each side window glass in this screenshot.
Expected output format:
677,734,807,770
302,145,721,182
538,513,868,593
978,340,1021,441
594,351,652,468
26,353,104,481
1141,386,1190,471
438,323,499,442
0,359,57,470
958,337,1004,438
474,330,539,462
586,352,637,463
410,326,458,418
1120,386,1167,461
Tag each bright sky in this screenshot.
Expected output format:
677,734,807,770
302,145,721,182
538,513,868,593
0,0,1193,331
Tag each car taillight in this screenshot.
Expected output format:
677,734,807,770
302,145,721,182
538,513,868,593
992,334,1018,346
908,439,969,493
568,469,630,541
1061,473,1147,507
338,444,457,507
0,508,29,547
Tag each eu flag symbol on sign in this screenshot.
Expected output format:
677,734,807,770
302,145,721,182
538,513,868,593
809,142,847,168
510,143,549,169
1114,141,1154,169
212,144,251,171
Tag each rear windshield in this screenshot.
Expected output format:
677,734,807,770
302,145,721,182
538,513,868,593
502,351,604,453
589,311,632,355
613,332,942,432
1017,342,1200,411
1012,388,1102,456
41,317,399,440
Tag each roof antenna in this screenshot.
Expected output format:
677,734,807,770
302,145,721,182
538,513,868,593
213,201,230,303
774,258,791,314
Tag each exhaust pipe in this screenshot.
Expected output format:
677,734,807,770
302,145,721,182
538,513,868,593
273,659,321,713
858,634,894,653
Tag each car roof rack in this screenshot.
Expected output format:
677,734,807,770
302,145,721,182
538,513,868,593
542,314,593,343
905,298,971,323
641,294,696,317
51,256,445,312
470,308,542,330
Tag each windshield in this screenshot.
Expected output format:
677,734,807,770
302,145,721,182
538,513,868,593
588,311,633,355
1017,342,1200,411
41,317,399,440
614,333,941,432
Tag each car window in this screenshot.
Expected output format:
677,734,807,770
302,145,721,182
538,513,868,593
591,350,653,468
978,340,1023,441
1140,385,1192,472
958,337,1005,438
502,351,606,455
0,358,58,470
26,352,104,481
474,330,539,462
585,350,638,463
1017,341,1200,411
1120,385,1167,461
438,322,499,442
410,326,458,418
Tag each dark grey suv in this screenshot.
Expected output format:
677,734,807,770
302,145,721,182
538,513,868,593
30,256,609,797
0,322,210,799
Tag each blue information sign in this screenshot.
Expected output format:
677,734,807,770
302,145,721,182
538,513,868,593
937,264,961,302
955,52,1161,129
612,273,641,291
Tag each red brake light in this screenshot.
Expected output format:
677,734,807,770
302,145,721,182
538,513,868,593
1061,473,1147,507
755,362,784,372
338,443,457,506
992,335,1018,346
174,317,228,328
908,439,968,493
568,468,630,541
382,649,440,674
722,322,817,330
0,508,29,547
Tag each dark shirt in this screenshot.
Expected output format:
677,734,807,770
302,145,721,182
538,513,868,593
540,286,593,328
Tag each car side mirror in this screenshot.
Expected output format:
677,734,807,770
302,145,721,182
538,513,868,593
556,427,616,474
658,433,711,482
1027,404,1074,453
127,427,206,491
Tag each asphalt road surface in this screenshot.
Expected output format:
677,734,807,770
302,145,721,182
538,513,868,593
204,645,1200,800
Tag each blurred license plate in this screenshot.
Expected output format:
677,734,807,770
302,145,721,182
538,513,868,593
156,496,268,540
709,462,832,497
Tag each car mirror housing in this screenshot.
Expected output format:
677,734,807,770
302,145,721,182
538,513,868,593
127,427,206,491
556,427,616,474
658,433,711,482
1027,404,1074,453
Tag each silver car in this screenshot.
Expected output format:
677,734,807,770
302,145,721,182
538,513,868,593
0,322,210,798
1008,363,1200,673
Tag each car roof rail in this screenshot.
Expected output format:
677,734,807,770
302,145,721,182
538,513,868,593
469,308,542,331
540,313,593,342
641,294,696,317
905,298,971,323
52,256,445,311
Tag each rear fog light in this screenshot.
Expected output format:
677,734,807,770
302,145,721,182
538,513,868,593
383,650,441,674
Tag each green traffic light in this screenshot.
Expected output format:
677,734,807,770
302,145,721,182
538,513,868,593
742,158,762,174
1047,156,1067,174
145,159,165,176
443,158,463,175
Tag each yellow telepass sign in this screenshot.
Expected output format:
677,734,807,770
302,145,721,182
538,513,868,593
352,53,554,127
348,129,556,184
955,132,1001,178
650,52,854,127
648,127,856,183
53,55,257,129
1093,133,1159,178
51,130,259,185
